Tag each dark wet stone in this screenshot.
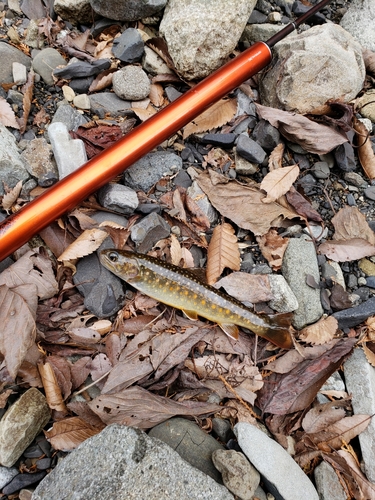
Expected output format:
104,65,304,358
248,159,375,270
364,186,375,201
112,28,144,63
201,133,237,148
334,142,356,172
252,119,280,151
53,59,111,79
174,169,193,188
296,173,317,195
181,146,195,162
136,203,161,215
236,134,266,163
346,193,357,206
91,18,122,38
248,9,268,23
346,274,358,288
3,471,46,495
355,287,371,301
35,436,52,458
130,212,170,253
24,444,43,458
36,457,52,470
333,297,375,329
312,161,330,180
69,76,95,94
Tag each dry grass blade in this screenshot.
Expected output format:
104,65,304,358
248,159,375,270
260,165,300,203
206,222,240,284
2,180,23,212
183,98,237,139
58,228,109,261
0,96,20,129
44,416,103,451
38,361,68,414
353,117,375,180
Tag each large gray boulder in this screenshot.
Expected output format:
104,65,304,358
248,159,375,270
341,0,375,52
159,0,257,80
259,24,365,114
89,0,167,21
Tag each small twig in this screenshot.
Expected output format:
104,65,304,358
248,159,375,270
72,368,112,397
218,374,259,420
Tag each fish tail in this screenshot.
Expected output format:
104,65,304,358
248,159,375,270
260,312,294,349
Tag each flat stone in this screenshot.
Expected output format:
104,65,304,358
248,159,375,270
242,23,286,43
364,186,375,201
62,85,75,102
234,422,319,500
112,65,150,101
333,297,375,329
0,42,32,84
69,76,95,94
48,122,87,178
268,274,299,313
236,134,267,164
12,62,27,85
98,184,139,214
89,92,131,119
51,103,88,131
159,0,256,80
124,151,182,191
32,424,234,499
149,417,225,483
281,234,323,329
89,0,168,21
212,450,260,499
344,172,367,188
54,0,96,24
4,471,46,495
73,93,91,110
21,138,58,187
312,161,330,180
252,119,280,151
0,466,19,489
32,48,66,85
0,124,30,196
201,133,237,148
314,461,347,500
53,59,111,80
0,389,50,467
344,347,375,482
21,0,46,19
130,212,170,253
112,28,144,63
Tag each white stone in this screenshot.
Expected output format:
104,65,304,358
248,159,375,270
62,85,75,102
73,94,91,110
48,122,87,178
268,274,299,313
12,62,27,85
341,0,375,51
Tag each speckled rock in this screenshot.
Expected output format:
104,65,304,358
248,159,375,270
340,0,375,51
0,124,30,196
21,138,58,187
54,0,95,24
0,43,31,84
112,65,150,101
89,0,168,21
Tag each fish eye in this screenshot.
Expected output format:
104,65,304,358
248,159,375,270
108,251,119,262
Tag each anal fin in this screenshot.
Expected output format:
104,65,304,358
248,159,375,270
219,323,239,340
182,310,199,321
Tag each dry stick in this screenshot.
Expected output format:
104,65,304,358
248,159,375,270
218,374,259,420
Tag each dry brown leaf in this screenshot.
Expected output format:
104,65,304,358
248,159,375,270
363,343,375,367
256,104,347,154
19,68,34,134
183,98,237,139
206,223,240,285
2,180,23,212
319,238,375,262
68,328,102,344
337,449,375,500
195,169,300,236
332,206,375,244
299,316,338,345
132,105,157,121
0,284,36,379
354,116,375,180
286,187,323,223
38,360,68,413
0,96,20,129
170,233,183,266
302,400,347,433
268,143,284,171
57,228,108,261
312,415,371,450
260,165,300,203
88,69,114,93
256,229,289,271
89,386,222,429
149,83,164,107
33,107,50,127
214,272,273,304
44,416,102,451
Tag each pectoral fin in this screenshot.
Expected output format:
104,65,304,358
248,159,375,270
183,310,199,321
219,323,239,340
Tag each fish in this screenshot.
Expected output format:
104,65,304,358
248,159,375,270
100,249,294,349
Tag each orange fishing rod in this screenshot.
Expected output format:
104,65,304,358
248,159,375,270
0,0,332,261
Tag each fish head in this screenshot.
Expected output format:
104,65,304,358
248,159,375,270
100,249,140,281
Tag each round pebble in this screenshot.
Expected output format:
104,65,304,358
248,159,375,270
112,65,150,101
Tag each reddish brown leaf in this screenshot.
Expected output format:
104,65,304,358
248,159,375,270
19,69,34,134
302,400,347,433
337,449,375,499
149,83,164,107
1,180,23,213
33,107,50,127
44,416,102,451
319,238,375,262
286,187,323,222
332,206,375,244
38,360,68,414
206,223,240,285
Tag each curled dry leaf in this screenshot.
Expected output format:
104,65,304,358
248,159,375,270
256,229,289,271
268,143,284,171
88,69,114,93
256,104,347,154
214,272,273,304
183,98,237,139
206,222,240,285
149,83,164,107
2,180,23,212
286,187,323,223
19,69,34,134
299,316,338,345
58,228,108,261
353,117,375,180
0,96,20,129
38,361,68,414
132,105,157,122
44,416,102,451
260,165,300,204
311,414,371,450
337,449,375,500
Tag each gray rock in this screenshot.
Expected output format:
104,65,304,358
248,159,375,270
32,48,66,85
54,0,95,24
234,422,319,500
73,252,125,317
4,471,46,495
21,0,46,20
314,461,347,500
51,103,88,131
149,417,225,483
268,274,299,313
201,133,237,148
12,62,27,85
142,46,174,75
159,0,257,80
211,418,233,443
364,185,375,201
7,89,24,107
242,23,285,43
21,138,58,187
0,466,19,489
89,92,131,119
0,389,50,467
234,149,259,175
281,235,323,329
98,184,139,214
236,134,267,164
259,24,365,114
130,212,170,253
69,76,95,94
187,181,218,224
32,424,234,499
344,347,375,482
89,0,168,21
0,42,31,84
333,297,375,329
25,19,44,49
73,93,90,110
235,90,257,117
124,151,182,191
312,161,330,180
344,171,367,188
252,119,280,151
341,0,375,51
112,65,150,101
334,142,357,172
212,450,260,500
53,59,111,79
90,211,128,227
112,28,144,62
165,86,182,102
48,122,87,178
0,124,30,195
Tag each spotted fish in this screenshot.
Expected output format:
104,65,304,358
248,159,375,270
100,249,293,349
